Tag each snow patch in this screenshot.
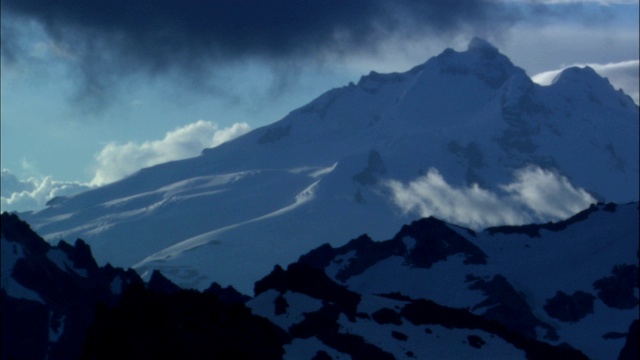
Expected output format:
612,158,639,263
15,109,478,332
338,312,527,360
284,337,352,360
110,276,123,295
346,255,487,308
47,249,88,277
281,291,324,327
48,313,65,343
1,237,44,303
247,290,323,331
247,290,280,321
310,162,338,178
326,250,357,279
402,236,417,252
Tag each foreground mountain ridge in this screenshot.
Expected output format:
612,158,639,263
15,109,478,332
1,212,286,359
3,202,638,359
21,37,639,292
250,201,638,359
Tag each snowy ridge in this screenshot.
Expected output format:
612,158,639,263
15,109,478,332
287,202,638,359
3,203,638,359
1,213,142,360
1,212,285,360
1,236,45,303
21,38,639,293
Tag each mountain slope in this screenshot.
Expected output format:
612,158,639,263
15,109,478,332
22,38,639,292
252,202,638,360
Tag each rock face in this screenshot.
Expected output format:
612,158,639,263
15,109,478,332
1,213,142,360
20,38,639,294
82,282,287,360
0,213,286,360
543,291,596,323
593,264,639,309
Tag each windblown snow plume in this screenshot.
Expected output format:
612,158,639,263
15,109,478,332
386,166,596,230
532,60,639,104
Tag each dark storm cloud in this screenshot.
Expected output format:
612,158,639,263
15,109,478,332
1,0,520,106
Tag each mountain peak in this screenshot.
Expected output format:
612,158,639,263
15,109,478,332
550,65,637,109
552,66,608,86
433,37,519,89
467,37,498,53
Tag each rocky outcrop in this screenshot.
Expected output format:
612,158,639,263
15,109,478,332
1,213,285,360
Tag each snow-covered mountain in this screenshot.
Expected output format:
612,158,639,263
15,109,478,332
3,203,637,359
21,38,639,293
250,201,638,360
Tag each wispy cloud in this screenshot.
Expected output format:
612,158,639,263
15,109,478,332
386,166,596,230
91,120,250,185
501,167,597,218
1,169,91,212
532,60,640,104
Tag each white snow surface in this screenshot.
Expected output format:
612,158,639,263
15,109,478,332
345,254,487,309
247,289,323,331
320,202,638,360
1,236,44,303
264,203,637,359
48,314,65,343
337,312,527,360
110,275,123,295
476,203,638,360
21,39,639,295
284,337,352,360
47,248,88,277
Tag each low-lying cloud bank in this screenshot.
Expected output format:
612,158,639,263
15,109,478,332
386,166,596,230
2,121,251,212
91,120,250,186
532,60,640,104
1,169,91,213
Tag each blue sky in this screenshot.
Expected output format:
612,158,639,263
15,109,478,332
1,0,638,212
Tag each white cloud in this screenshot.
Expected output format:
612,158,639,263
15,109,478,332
532,60,640,104
386,167,596,230
1,121,251,211
91,120,251,186
501,167,596,218
1,169,35,198
1,169,91,213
